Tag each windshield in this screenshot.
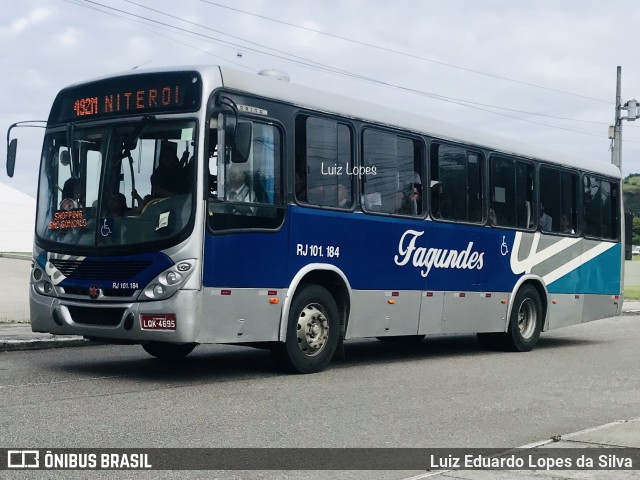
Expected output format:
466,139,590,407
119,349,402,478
36,119,197,252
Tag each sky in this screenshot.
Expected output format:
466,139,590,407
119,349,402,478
2,0,640,198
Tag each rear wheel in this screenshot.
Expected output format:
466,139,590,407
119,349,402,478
507,285,542,351
142,342,196,360
477,285,542,352
274,285,339,374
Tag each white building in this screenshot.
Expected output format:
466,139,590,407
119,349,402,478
0,183,36,253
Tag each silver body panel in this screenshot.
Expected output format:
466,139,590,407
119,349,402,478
198,288,283,343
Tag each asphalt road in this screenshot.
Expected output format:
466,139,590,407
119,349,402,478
1,314,639,479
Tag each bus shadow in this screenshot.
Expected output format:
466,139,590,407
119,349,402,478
55,333,605,382
334,334,603,369
56,344,282,384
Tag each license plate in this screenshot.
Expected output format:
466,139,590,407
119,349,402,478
140,314,176,331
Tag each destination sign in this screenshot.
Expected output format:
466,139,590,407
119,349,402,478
49,71,202,124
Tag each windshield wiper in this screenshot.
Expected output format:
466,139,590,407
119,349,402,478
123,115,155,151
121,115,155,207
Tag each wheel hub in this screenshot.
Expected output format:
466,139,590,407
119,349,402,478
297,303,330,357
517,298,537,339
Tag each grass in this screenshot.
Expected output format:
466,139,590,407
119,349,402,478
624,285,640,300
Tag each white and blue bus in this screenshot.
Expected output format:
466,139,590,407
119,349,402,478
6,66,622,373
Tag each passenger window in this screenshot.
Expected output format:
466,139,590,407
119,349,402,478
583,175,618,240
295,116,353,209
430,143,483,223
208,120,284,231
362,129,423,216
539,167,578,234
489,156,534,228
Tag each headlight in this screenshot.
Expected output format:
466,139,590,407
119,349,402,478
165,271,182,285
153,284,165,297
33,268,43,281
140,259,196,300
32,254,59,297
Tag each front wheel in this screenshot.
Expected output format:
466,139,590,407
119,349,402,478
273,285,340,374
142,342,196,360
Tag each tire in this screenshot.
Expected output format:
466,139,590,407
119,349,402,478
477,285,543,352
142,342,196,360
274,285,340,374
506,285,543,351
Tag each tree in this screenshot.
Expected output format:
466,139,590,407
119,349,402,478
623,174,640,245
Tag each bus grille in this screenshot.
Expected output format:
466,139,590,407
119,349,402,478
63,286,137,297
67,306,125,326
50,259,152,280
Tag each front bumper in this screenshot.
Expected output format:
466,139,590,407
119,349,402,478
30,286,200,344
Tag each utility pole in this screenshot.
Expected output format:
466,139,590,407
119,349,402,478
612,66,623,169
611,65,640,170
611,66,640,262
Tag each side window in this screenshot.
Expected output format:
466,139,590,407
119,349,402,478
82,151,101,208
430,143,483,223
249,122,281,205
295,116,353,209
362,129,423,216
539,167,578,234
583,176,619,240
208,119,283,231
489,156,534,228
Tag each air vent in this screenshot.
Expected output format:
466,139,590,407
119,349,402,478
67,306,125,326
50,259,151,281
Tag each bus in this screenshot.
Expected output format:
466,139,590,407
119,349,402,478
6,65,623,373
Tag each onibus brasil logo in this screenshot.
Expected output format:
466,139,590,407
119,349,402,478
394,229,485,277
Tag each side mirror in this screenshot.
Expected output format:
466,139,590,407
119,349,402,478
6,138,17,178
60,150,71,166
232,122,252,163
5,120,47,178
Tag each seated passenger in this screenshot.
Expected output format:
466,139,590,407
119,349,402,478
227,165,256,214
337,183,351,208
150,142,189,197
107,192,128,217
128,189,154,215
561,214,575,234
430,181,443,218
489,208,498,226
60,178,80,211
400,183,422,215
539,205,553,231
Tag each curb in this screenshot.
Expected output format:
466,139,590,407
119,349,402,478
0,337,95,352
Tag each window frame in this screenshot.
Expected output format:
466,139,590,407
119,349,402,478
581,172,620,241
538,163,580,237
488,154,536,231
359,126,426,219
429,140,485,225
206,113,287,234
294,113,356,212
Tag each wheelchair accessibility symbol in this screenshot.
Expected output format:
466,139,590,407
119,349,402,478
100,218,113,237
500,235,509,256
